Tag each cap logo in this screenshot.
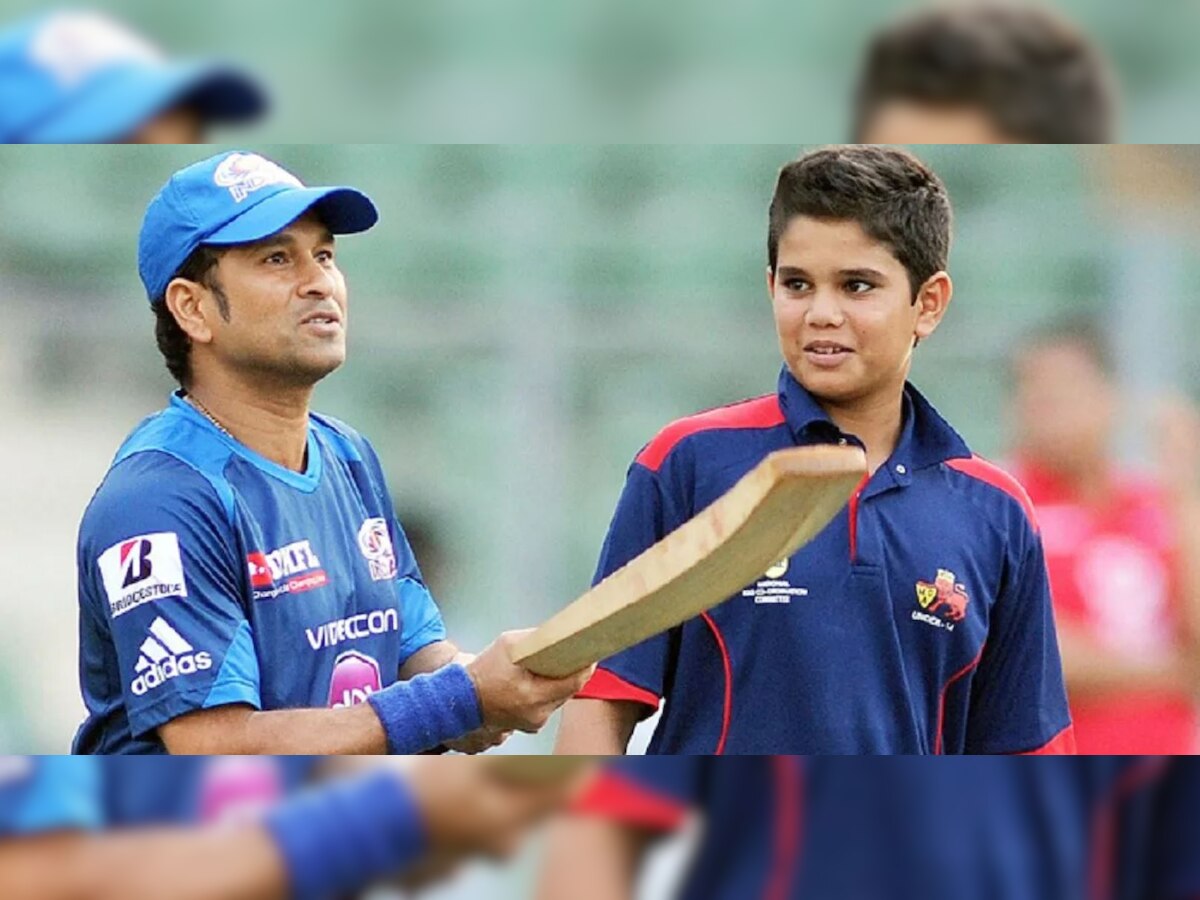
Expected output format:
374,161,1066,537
29,11,161,88
213,153,303,203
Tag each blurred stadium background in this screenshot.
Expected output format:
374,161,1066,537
3,0,1200,141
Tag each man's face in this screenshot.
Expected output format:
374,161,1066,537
1012,341,1114,471
769,216,941,408
859,102,1017,144
204,212,348,386
123,106,204,144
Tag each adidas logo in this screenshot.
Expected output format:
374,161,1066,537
130,617,212,697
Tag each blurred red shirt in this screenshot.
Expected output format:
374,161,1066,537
1013,458,1198,754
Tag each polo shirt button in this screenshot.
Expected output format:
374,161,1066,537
896,464,907,475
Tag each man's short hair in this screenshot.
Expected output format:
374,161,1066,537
768,145,952,299
152,245,227,388
853,4,1116,144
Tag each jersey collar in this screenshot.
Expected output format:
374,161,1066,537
169,391,324,491
776,366,971,481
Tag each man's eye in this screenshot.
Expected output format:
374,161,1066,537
784,279,809,291
265,252,288,264
846,280,874,294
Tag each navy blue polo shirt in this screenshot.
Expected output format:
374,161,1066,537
73,393,446,754
577,366,1072,755
575,757,1198,900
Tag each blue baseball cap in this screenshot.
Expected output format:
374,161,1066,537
0,10,265,143
138,151,379,301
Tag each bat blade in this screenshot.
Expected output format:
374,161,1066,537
513,445,868,677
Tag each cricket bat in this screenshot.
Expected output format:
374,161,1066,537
487,755,597,784
513,445,867,678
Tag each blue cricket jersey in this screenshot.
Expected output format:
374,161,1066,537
0,756,102,834
578,757,1199,900
73,392,447,753
578,367,1073,754
101,756,320,825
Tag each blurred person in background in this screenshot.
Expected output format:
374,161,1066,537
1008,321,1200,754
853,3,1116,144
73,150,590,755
0,755,588,900
539,757,1200,900
555,145,1072,756
0,9,266,143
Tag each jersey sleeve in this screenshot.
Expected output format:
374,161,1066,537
575,463,679,711
964,523,1075,755
571,758,704,833
78,452,261,740
0,757,103,835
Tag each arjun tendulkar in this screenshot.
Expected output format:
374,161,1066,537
73,151,591,754
555,146,1073,755
539,757,1200,900
0,755,588,900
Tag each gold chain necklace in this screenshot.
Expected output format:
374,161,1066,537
185,394,236,441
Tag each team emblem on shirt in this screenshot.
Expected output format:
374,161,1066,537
357,518,398,582
912,569,970,631
97,532,189,618
741,557,810,605
213,153,302,203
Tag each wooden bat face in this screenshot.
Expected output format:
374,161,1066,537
514,445,867,678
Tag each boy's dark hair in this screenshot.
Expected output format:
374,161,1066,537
152,245,230,388
768,145,952,300
853,4,1116,144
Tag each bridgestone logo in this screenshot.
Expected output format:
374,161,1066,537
306,609,399,651
130,617,212,696
97,532,188,619
112,582,184,615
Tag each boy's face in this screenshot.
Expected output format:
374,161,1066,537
858,101,1018,144
768,216,950,409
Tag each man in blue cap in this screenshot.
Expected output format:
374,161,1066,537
0,9,266,143
73,150,592,754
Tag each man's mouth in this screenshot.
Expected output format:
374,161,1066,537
301,311,342,326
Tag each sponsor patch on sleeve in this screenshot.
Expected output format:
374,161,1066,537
97,532,189,618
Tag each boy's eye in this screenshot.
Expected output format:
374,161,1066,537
846,280,874,294
784,278,810,291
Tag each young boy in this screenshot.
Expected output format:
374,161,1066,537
554,146,1073,755
538,757,1198,900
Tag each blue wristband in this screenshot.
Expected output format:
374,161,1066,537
264,770,426,900
367,663,483,755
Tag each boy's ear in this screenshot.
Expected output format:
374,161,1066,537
913,271,953,344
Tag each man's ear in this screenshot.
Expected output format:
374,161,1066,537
765,266,775,300
164,279,216,345
913,271,953,344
